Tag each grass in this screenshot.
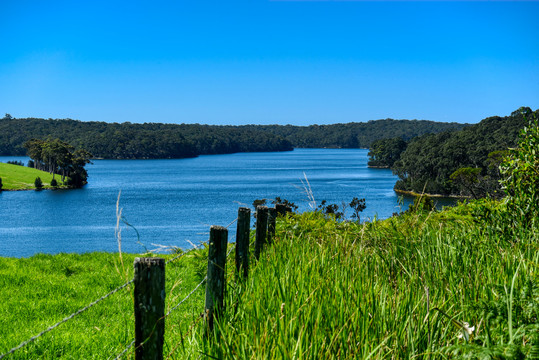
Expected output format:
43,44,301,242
0,251,208,359
0,163,66,190
1,200,537,359
193,201,538,359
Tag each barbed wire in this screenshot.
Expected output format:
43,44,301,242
109,339,135,360
0,278,134,360
165,275,207,318
165,243,203,265
226,217,238,229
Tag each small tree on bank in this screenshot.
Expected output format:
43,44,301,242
34,177,43,190
0,177,3,191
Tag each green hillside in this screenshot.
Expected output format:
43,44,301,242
0,163,63,190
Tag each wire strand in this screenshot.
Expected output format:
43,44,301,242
0,279,134,360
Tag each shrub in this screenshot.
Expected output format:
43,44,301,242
0,177,3,191
50,178,58,187
499,109,539,228
34,177,43,190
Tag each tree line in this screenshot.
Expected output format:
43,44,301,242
367,107,536,198
0,115,465,159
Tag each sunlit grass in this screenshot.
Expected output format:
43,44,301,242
0,163,63,190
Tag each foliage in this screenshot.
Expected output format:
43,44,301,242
393,108,534,196
317,200,344,219
50,178,58,187
0,176,2,191
499,110,539,229
193,197,537,359
34,176,43,190
0,115,465,159
367,137,408,168
349,196,366,220
6,160,24,166
24,138,92,187
252,118,466,149
407,194,436,213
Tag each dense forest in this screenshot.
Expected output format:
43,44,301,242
0,114,465,159
388,107,536,197
245,119,466,148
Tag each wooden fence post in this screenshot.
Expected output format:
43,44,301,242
205,225,228,331
134,257,165,360
267,207,277,245
254,206,269,260
235,207,250,278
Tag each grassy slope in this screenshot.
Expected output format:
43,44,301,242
197,203,538,359
1,201,537,359
0,163,63,190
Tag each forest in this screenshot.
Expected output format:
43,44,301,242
0,114,465,159
375,107,537,198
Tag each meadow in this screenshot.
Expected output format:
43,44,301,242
0,163,61,190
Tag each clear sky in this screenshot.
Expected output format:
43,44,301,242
1,1,538,125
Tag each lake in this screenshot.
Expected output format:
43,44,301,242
1,149,419,257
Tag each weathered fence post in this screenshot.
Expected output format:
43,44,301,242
134,257,165,360
254,206,269,260
205,225,228,331
267,207,277,245
235,207,250,278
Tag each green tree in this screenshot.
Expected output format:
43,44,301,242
368,137,407,168
349,197,366,221
450,167,482,199
0,177,3,191
34,177,43,190
499,109,539,228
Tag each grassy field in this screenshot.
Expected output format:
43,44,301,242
0,251,208,359
1,200,537,359
0,162,65,190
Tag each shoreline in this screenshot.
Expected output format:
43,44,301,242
394,188,469,199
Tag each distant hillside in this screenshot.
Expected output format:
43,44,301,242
392,107,536,197
0,115,466,159
246,119,467,149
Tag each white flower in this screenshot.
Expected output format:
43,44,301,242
456,322,475,342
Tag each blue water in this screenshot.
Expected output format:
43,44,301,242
0,149,414,257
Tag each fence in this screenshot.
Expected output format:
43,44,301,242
0,204,292,360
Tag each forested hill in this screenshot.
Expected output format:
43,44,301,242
245,119,466,148
0,117,293,159
0,115,465,159
392,107,536,197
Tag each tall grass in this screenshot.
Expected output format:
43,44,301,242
192,202,538,359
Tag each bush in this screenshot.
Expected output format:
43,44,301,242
50,178,58,187
34,177,43,190
499,109,539,228
0,177,3,191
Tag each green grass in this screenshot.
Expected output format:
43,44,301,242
193,202,538,359
1,201,537,359
0,251,208,359
0,163,66,190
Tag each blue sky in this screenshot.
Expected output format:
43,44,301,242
1,1,538,125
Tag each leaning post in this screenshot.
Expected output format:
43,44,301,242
235,207,251,278
134,257,166,360
204,225,228,331
254,205,269,260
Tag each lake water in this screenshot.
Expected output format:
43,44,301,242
1,149,418,258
